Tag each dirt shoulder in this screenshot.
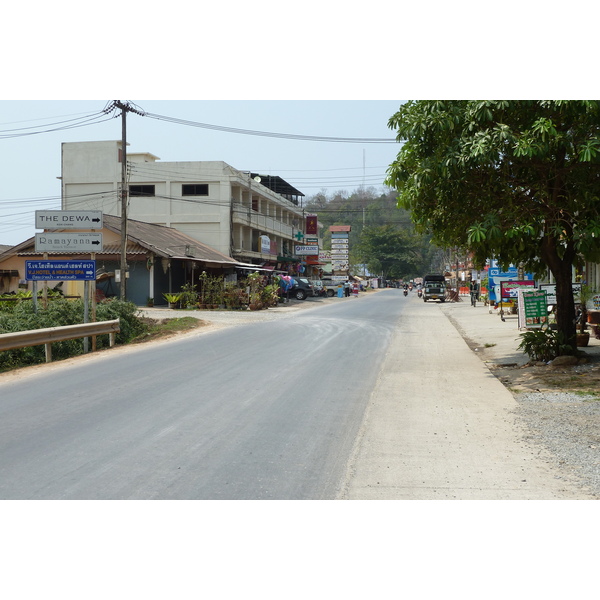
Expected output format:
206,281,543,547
441,301,600,396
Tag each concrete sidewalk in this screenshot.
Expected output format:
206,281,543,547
340,295,596,499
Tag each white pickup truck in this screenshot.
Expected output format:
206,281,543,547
320,279,345,297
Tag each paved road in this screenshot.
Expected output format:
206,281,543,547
0,289,592,499
0,291,401,499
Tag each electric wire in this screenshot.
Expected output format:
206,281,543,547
143,112,397,144
0,112,116,139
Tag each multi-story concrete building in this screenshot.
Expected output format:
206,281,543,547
60,140,308,269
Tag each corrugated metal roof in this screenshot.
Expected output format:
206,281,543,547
16,242,148,257
102,214,239,264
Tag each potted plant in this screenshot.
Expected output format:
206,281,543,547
163,292,182,309
586,287,600,325
146,297,154,307
260,284,280,308
179,282,199,309
577,284,593,346
223,283,245,309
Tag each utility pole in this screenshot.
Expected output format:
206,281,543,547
111,100,145,300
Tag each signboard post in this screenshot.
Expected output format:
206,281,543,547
33,209,103,352
34,232,103,253
35,210,103,230
25,261,96,281
518,289,548,329
499,280,536,319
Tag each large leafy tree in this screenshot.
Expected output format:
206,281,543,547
305,188,437,275
385,100,600,353
356,224,426,280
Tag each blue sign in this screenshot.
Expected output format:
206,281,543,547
26,260,96,281
487,260,532,302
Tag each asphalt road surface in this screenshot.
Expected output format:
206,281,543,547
0,291,401,499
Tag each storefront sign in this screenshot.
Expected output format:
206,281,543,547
519,289,548,329
500,280,536,299
295,245,319,256
539,283,581,305
305,215,318,235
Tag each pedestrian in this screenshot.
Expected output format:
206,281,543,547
345,281,351,297
352,283,359,297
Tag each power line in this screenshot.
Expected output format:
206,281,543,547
143,111,397,144
0,111,116,139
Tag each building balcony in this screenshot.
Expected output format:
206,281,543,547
232,248,279,262
232,204,294,239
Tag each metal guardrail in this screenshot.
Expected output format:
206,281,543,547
0,319,120,363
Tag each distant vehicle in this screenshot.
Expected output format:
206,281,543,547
422,274,446,302
321,278,343,297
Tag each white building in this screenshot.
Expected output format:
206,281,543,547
60,140,308,268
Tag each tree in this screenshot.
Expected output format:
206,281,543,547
304,188,438,274
356,225,426,280
385,100,600,354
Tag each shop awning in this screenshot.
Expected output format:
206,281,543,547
234,262,273,271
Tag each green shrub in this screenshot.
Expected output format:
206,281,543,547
518,327,573,362
0,297,147,371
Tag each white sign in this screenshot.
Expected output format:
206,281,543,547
260,235,271,253
35,232,103,253
36,210,103,230
295,245,319,256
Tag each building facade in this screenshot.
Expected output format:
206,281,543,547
61,141,309,269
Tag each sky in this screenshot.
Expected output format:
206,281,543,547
0,100,403,246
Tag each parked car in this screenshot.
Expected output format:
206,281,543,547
290,277,314,300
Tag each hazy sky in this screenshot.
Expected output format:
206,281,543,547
0,100,403,246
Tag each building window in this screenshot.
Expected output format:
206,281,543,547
129,185,155,197
182,184,209,196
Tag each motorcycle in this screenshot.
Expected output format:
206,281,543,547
417,289,422,298
403,289,408,297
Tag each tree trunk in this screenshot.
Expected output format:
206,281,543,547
541,235,577,355
553,260,577,354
